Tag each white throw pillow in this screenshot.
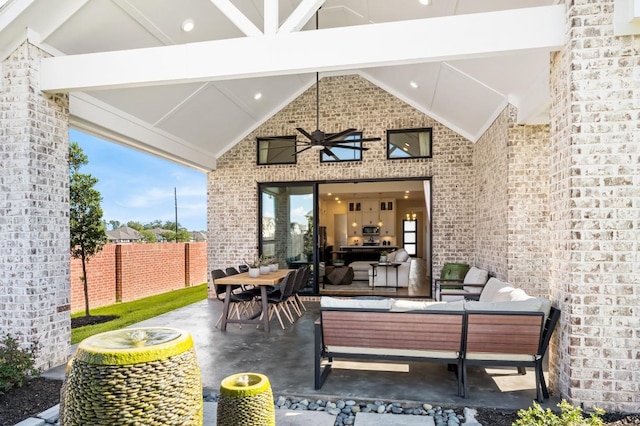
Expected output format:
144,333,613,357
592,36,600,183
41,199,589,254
320,296,392,310
479,278,513,302
463,267,489,285
394,249,410,263
508,288,534,301
385,251,397,262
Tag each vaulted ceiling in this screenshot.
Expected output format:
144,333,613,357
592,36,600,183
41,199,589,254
0,0,565,171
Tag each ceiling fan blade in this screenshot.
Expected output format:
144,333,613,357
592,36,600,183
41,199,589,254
330,143,370,151
296,127,314,141
322,147,340,161
324,128,357,142
355,137,382,142
294,145,314,155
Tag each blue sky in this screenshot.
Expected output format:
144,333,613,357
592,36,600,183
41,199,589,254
70,129,207,231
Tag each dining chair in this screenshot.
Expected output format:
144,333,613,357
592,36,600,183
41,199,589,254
225,266,261,310
259,270,296,329
288,266,310,318
211,269,255,328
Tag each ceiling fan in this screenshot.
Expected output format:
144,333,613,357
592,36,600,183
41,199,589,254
293,71,382,159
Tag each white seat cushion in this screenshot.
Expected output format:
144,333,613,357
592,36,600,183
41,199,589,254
320,296,392,310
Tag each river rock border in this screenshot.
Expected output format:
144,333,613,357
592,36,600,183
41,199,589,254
204,391,471,426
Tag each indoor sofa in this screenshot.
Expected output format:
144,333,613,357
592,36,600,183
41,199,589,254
348,248,412,287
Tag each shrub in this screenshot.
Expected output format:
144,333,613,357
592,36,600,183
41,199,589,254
0,333,41,395
514,399,605,426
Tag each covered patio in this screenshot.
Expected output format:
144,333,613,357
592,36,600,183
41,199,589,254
46,298,559,411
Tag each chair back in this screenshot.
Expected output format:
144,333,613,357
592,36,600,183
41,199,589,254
225,267,240,276
275,270,296,301
211,269,228,300
292,266,308,293
238,264,249,273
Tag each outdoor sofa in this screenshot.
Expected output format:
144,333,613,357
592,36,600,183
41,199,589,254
315,279,560,401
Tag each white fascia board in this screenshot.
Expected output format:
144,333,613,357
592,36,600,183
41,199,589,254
41,5,566,93
70,92,217,171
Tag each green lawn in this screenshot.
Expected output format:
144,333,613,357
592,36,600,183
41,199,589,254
71,283,208,344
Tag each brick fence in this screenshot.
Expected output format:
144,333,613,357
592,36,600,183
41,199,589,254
70,242,208,313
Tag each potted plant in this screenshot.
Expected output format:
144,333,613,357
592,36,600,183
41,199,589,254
259,256,271,275
243,255,261,278
266,256,279,272
379,251,388,263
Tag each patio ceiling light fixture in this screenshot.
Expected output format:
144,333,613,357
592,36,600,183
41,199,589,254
181,19,195,32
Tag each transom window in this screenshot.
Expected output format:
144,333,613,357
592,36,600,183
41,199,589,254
320,132,363,163
387,128,432,159
257,136,297,165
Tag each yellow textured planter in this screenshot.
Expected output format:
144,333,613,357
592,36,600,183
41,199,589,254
60,327,202,425
217,373,275,426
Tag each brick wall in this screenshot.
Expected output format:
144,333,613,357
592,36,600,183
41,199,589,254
0,42,71,370
473,108,510,279
548,0,640,412
208,75,475,289
70,242,207,313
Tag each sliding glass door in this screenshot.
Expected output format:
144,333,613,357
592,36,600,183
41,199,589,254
259,183,316,293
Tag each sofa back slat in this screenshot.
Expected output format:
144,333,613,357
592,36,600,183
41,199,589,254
466,312,544,355
321,310,463,352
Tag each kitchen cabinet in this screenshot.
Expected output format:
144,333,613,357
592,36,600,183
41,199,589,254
361,199,379,226
379,198,395,236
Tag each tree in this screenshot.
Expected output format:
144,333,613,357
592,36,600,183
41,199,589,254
69,142,108,317
126,221,144,231
108,220,121,230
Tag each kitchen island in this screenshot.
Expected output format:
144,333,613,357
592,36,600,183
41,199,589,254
337,245,398,264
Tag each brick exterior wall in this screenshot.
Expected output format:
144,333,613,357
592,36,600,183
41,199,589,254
548,0,640,412
473,108,510,279
208,75,475,288
0,42,71,370
70,242,208,313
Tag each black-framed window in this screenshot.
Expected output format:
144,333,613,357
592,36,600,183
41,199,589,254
386,128,432,159
257,136,297,165
320,132,363,163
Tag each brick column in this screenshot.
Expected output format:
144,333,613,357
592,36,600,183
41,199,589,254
549,0,640,412
0,42,71,369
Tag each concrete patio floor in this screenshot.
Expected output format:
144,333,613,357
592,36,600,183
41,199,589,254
45,298,560,412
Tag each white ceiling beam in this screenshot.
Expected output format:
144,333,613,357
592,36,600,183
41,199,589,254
41,5,566,93
263,0,278,36
0,0,34,32
210,0,262,37
278,0,325,34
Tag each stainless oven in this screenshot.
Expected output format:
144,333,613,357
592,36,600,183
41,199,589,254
362,226,380,236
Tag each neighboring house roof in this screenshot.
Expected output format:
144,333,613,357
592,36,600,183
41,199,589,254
106,226,142,243
190,231,207,242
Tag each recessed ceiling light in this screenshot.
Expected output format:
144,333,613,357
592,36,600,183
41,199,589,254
254,92,262,100
181,19,195,32
334,197,339,201
418,0,431,5
409,81,419,89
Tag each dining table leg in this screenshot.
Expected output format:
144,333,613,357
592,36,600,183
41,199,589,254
220,285,232,331
260,286,270,332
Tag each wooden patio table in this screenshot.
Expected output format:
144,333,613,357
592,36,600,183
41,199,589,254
215,269,293,332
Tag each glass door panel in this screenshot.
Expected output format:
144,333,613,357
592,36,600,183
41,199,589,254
259,183,316,293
